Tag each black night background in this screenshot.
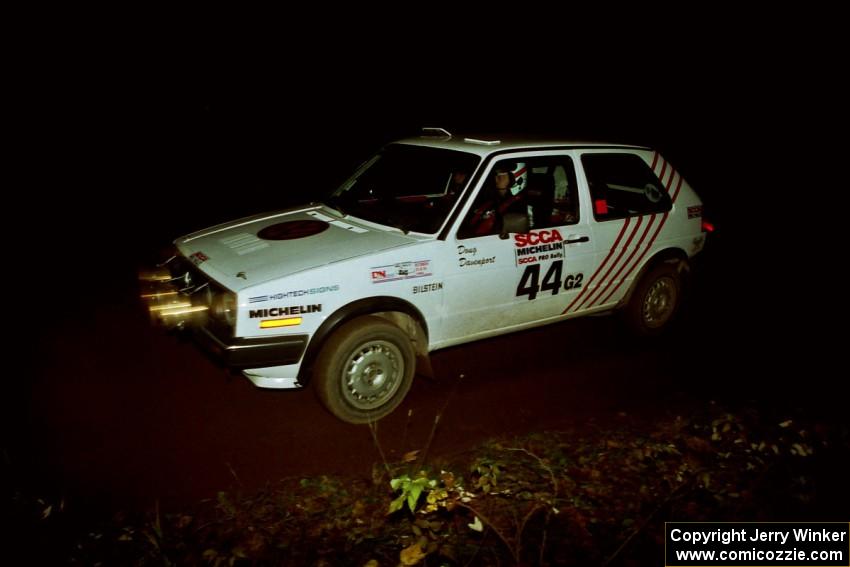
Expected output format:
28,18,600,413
5,15,847,565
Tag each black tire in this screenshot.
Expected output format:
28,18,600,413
313,315,415,424
623,262,682,337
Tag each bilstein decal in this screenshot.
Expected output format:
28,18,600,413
370,260,431,284
413,282,443,294
249,304,322,318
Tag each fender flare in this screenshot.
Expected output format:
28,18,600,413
297,296,430,384
617,248,689,309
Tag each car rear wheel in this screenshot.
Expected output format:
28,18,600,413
623,262,682,336
314,315,415,424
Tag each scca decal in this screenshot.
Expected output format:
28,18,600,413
249,304,321,318
515,260,583,301
514,229,563,248
514,230,566,265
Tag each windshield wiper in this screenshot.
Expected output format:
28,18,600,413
325,197,347,218
384,219,410,235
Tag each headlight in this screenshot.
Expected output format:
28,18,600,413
210,291,237,327
141,253,235,331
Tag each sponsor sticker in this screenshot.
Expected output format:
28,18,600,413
413,282,443,294
189,251,209,265
249,304,322,318
514,229,564,266
249,285,340,304
370,260,432,283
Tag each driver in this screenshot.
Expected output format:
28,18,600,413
468,162,527,236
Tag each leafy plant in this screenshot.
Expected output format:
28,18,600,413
388,473,433,515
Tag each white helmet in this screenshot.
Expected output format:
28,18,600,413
494,161,528,195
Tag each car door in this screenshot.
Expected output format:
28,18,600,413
440,152,601,343
560,150,676,316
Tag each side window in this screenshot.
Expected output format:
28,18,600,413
581,153,671,221
458,156,579,239
525,158,580,229
545,162,579,228
458,159,530,239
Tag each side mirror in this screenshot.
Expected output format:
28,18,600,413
500,212,529,239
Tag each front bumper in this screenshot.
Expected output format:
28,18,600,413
195,325,309,368
140,255,309,370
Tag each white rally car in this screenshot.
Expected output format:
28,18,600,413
142,129,708,423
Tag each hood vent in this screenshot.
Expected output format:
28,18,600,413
219,232,270,255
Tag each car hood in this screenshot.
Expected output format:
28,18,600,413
175,205,418,291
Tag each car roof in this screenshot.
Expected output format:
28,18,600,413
394,130,651,157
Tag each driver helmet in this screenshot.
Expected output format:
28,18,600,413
494,161,528,196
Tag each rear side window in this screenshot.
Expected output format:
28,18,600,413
581,153,671,220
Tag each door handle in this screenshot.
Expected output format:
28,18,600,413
564,236,589,244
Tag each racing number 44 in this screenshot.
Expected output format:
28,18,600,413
516,260,583,301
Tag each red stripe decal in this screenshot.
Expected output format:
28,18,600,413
576,215,644,310
659,166,671,188
593,213,658,307
562,216,631,314
606,211,671,298
671,174,683,202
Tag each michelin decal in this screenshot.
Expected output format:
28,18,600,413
249,304,322,318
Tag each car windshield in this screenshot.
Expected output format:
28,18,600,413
326,144,480,234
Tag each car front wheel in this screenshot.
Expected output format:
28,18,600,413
314,315,415,424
